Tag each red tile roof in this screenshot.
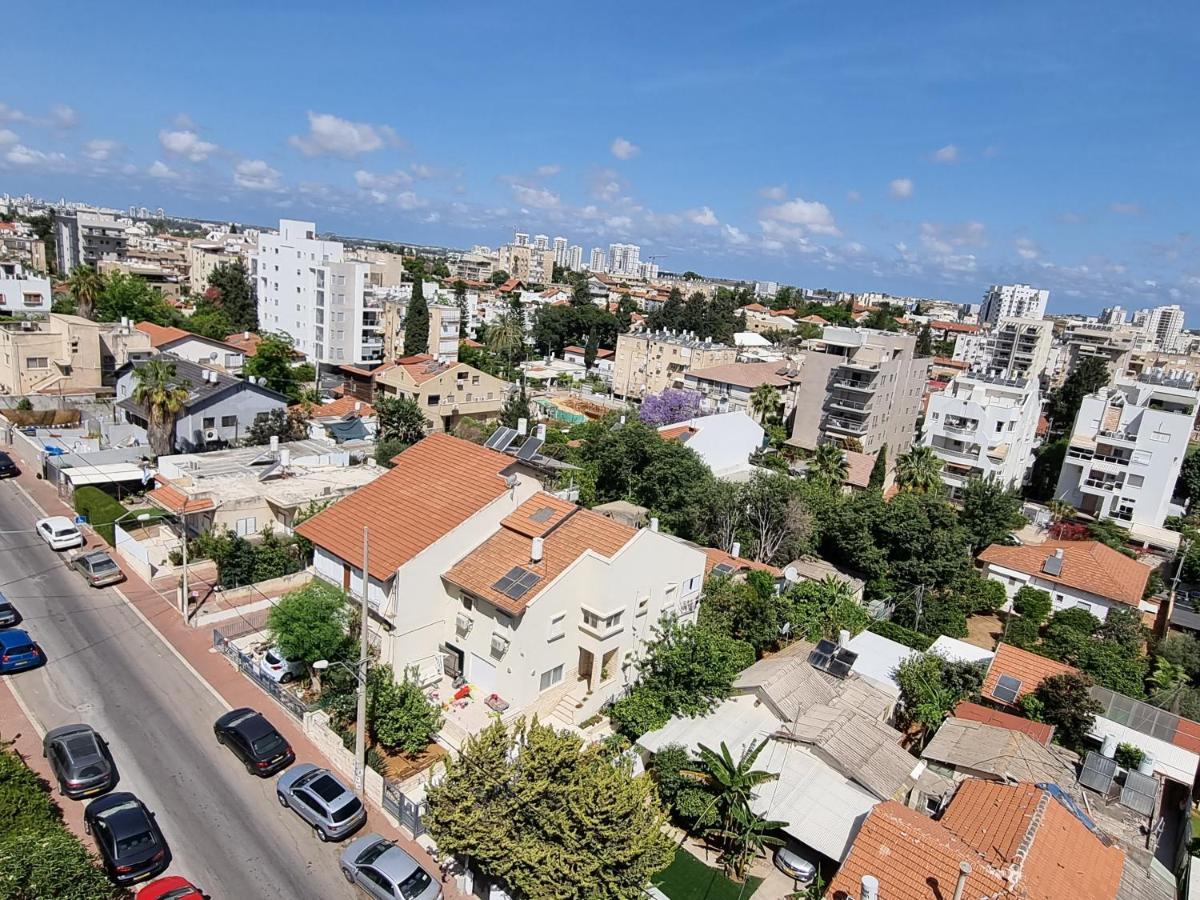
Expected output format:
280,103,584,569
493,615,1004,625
952,701,1055,746
562,345,586,355
497,277,522,293
702,548,781,578
145,476,215,514
982,643,1078,707
595,348,614,359
978,540,1151,607
658,424,698,442
224,332,262,356
932,355,968,369
308,396,374,418
461,338,484,348
295,433,516,580
135,321,195,348
844,449,877,489
798,314,829,325
930,320,981,334
740,302,769,312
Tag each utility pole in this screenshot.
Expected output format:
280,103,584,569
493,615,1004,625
179,512,189,622
354,526,369,795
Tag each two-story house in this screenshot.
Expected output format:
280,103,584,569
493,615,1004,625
135,321,246,374
372,354,510,433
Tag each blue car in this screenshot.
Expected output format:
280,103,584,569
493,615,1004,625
0,629,44,673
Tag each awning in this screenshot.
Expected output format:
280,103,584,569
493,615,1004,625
1123,522,1182,553
61,463,152,487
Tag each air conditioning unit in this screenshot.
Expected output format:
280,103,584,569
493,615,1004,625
203,428,219,442
456,613,473,635
490,633,510,658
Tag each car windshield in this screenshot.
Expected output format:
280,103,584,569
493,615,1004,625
398,866,433,900
330,796,362,823
53,527,78,538
309,774,345,804
4,643,33,655
357,839,393,866
89,557,118,572
251,732,285,756
265,650,282,665
115,829,155,855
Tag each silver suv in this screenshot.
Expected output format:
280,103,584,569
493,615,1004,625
276,763,366,841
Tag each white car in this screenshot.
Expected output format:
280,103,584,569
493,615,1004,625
258,646,306,684
36,516,84,551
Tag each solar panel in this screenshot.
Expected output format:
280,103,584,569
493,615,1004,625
1120,770,1158,817
529,505,557,524
493,566,542,600
808,639,839,673
484,427,517,450
991,674,1022,705
712,563,736,575
516,437,544,461
1077,751,1118,795
494,428,519,452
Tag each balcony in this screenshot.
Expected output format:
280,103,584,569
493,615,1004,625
826,395,871,415
941,421,979,437
831,377,877,393
1082,478,1122,494
824,416,868,435
931,442,982,463
1098,429,1138,445
580,607,624,642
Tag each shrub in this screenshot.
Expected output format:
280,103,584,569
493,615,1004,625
1115,743,1145,770
648,744,692,807
371,667,443,756
868,620,933,651
15,398,32,411
1005,616,1042,650
673,786,718,829
71,486,126,546
608,687,670,738
1012,587,1052,625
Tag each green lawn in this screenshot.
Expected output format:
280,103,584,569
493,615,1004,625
652,847,762,900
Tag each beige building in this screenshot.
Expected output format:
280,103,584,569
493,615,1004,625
98,259,183,300
187,241,244,294
373,355,509,432
452,252,495,284
0,314,152,395
498,243,554,284
787,326,929,456
613,330,739,400
1057,321,1140,386
379,296,461,363
0,223,48,272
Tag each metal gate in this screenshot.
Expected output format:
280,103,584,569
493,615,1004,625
383,780,426,838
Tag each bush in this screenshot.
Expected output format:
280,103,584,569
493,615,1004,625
375,438,409,468
15,398,32,411
608,687,670,738
371,667,443,755
1115,742,1145,770
1012,587,1052,625
648,744,692,807
72,486,125,546
673,786,718,829
1004,616,1041,650
868,620,934,651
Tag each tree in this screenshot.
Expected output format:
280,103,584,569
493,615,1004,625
698,574,782,655
692,739,785,879
1155,632,1200,680
1012,586,1053,625
246,407,309,444
741,471,814,563
131,358,189,456
748,384,781,424
1027,438,1069,502
895,654,986,743
1049,357,1111,433
371,666,444,754
243,332,312,401
486,310,525,371
1147,658,1190,713
807,443,849,486
960,477,1026,551
915,323,933,357
489,269,510,286
266,580,349,690
375,395,430,445
1034,673,1101,748
784,575,868,642
65,265,103,320
205,259,258,331
499,388,531,429
868,444,888,490
402,277,430,356
425,720,674,900
375,438,408,468
1175,447,1200,507
895,444,943,493
638,388,702,427
95,271,179,325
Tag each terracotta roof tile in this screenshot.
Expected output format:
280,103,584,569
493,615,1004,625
295,433,516,580
499,493,577,538
562,345,586,355
146,476,215,514
952,701,1055,746
844,450,876,489
978,540,1150,606
224,332,262,355
308,396,374,418
443,495,635,615
982,643,1079,707
135,321,193,347
684,361,796,389
740,303,769,312
930,320,982,334
798,314,829,324
703,547,781,578
658,424,697,442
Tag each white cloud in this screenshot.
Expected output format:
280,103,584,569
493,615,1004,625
535,163,561,177
610,137,640,160
760,197,840,236
1014,237,1040,260
50,104,78,129
889,178,914,199
605,215,633,230
723,224,750,246
82,138,118,161
354,169,412,190
759,184,787,201
847,190,862,202
158,129,218,162
4,144,68,168
234,159,282,191
395,191,426,211
919,221,987,255
172,113,197,129
689,206,719,227
1110,201,1143,216
0,103,27,123
147,160,178,180
288,111,399,157
0,129,16,147
511,184,560,209
933,144,959,163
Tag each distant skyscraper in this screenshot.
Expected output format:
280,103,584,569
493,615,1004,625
980,283,1049,324
1141,304,1186,352
1100,305,1127,326
513,232,529,247
533,234,549,251
553,236,568,266
567,245,583,272
590,247,606,272
608,242,641,276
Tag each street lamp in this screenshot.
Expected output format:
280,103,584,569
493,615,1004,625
313,657,369,794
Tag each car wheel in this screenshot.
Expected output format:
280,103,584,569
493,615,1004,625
314,824,329,842
215,731,225,745
245,759,256,776
341,867,356,884
280,671,293,684
277,792,289,808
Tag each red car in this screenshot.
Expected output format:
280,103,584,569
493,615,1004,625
135,876,205,900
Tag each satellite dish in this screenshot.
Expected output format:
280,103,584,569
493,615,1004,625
783,566,800,583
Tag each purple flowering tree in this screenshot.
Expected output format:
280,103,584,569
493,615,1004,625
639,388,704,427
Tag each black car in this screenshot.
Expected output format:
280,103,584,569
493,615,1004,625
43,724,116,799
214,707,295,777
0,595,20,629
83,792,170,885
0,451,18,478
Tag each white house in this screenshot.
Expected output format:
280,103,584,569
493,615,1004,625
562,345,615,379
0,261,51,315
657,411,765,480
135,321,246,374
977,539,1156,623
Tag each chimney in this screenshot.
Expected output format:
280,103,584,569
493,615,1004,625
860,875,879,900
650,517,659,533
517,417,528,436
121,316,129,329
354,401,362,412
952,862,971,900
531,536,544,563
243,330,250,339
731,541,741,559
279,448,291,469
270,435,279,453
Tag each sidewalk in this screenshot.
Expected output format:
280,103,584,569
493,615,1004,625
1,437,466,898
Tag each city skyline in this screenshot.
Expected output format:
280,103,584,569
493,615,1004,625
0,3,1196,313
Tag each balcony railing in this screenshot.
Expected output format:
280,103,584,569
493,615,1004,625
827,396,870,414
932,443,981,462
1098,429,1138,444
825,416,868,435
1083,478,1122,492
941,422,978,436
831,377,877,393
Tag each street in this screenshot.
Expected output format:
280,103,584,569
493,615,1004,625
0,479,360,899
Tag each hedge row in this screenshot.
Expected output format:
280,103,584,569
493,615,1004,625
869,620,935,652
71,486,125,546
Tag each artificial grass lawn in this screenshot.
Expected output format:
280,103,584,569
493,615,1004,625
652,847,762,900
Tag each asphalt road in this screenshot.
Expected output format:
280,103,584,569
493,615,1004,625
0,480,360,899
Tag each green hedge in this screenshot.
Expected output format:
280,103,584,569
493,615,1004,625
72,486,125,546
869,620,935,651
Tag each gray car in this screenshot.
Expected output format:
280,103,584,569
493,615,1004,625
276,763,366,842
340,833,442,900
72,549,126,588
43,724,116,800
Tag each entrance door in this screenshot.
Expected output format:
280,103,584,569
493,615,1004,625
469,653,498,694
342,564,351,592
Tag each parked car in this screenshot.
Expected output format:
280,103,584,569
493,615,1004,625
36,515,84,551
340,833,442,900
0,451,19,478
0,595,21,628
213,708,295,777
773,846,817,884
83,792,170,885
258,646,305,684
135,876,205,900
43,723,116,799
71,548,126,587
276,763,367,842
0,628,44,673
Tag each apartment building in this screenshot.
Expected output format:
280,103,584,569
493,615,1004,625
134,321,246,374
53,210,128,273
788,327,929,456
0,314,152,395
498,241,554,284
452,252,495,284
979,283,1049,324
0,221,48,272
681,360,803,417
612,330,738,400
296,434,707,730
373,354,508,432
1136,304,1186,353
565,245,583,272
607,243,641,277
0,261,51,315
252,219,383,367
589,247,606,272
186,241,244,294
1056,371,1199,531
953,316,1054,384
922,372,1042,495
1058,321,1140,386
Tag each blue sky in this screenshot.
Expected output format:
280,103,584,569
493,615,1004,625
2,1,1196,314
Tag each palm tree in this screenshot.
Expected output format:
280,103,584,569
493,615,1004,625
748,384,781,424
66,265,104,320
895,444,944,493
1148,658,1190,713
1047,499,1075,524
486,311,524,374
807,442,848,486
688,739,783,878
132,359,189,456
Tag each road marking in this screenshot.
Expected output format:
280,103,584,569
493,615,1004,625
3,677,47,738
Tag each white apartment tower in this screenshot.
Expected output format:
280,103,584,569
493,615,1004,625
533,234,549,251
1140,305,1185,353
513,232,529,247
566,245,583,272
552,237,568,266
1056,372,1199,530
980,283,1049,324
252,219,382,366
589,247,607,272
608,242,641,277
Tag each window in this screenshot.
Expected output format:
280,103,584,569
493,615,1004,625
991,674,1022,704
235,516,257,536
221,415,237,428
548,612,566,641
25,357,48,369
683,575,702,594
923,794,942,815
637,596,649,616
472,375,480,385
202,417,216,429
427,394,440,406
539,665,564,692
22,293,42,307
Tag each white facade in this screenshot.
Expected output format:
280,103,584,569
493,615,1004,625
982,558,1145,624
658,412,765,480
1139,304,1185,353
252,219,381,366
608,242,641,277
954,317,1054,384
552,237,568,266
1056,372,1199,529
979,283,1048,324
589,247,606,272
923,372,1042,493
0,261,52,315
566,245,583,272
